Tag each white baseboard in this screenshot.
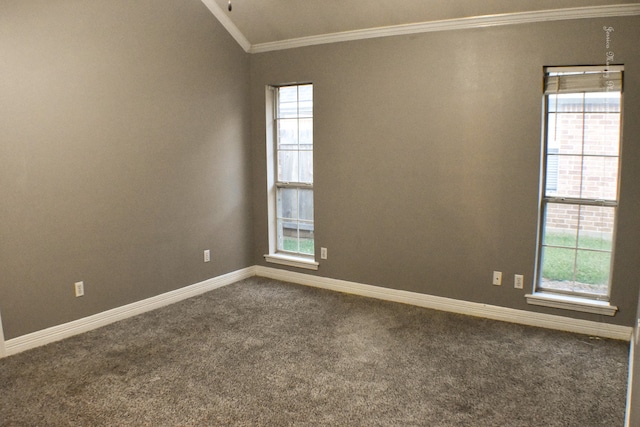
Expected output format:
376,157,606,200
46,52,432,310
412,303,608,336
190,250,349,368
626,334,636,427
1,264,632,358
0,309,6,358
255,266,633,341
3,267,255,357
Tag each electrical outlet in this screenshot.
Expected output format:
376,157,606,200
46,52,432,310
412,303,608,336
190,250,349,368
75,281,84,297
204,250,211,263
492,271,502,286
514,274,524,289
320,247,328,260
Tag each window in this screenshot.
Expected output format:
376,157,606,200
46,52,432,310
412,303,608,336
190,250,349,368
533,66,622,309
264,83,317,270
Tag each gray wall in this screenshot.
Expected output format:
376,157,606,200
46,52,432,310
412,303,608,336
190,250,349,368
0,0,252,339
251,17,640,326
1,2,638,342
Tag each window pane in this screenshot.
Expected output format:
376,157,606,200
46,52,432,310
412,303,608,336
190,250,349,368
299,188,314,221
278,151,299,182
298,150,313,184
278,119,299,148
277,188,298,220
276,219,285,251
543,203,615,249
540,248,611,296
548,94,584,113
299,118,313,146
540,202,614,296
298,84,313,101
545,153,558,195
547,112,583,155
279,86,298,102
575,250,610,295
540,246,576,285
279,103,299,119
276,187,314,255
299,100,312,118
584,92,621,113
583,113,620,156
551,155,583,198
547,94,557,112
278,87,298,118
538,68,621,300
272,83,313,258
581,156,618,201
577,205,614,251
278,219,299,253
298,225,314,255
543,203,578,247
285,228,301,253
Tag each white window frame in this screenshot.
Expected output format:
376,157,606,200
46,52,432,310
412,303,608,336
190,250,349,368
526,65,623,316
264,83,318,270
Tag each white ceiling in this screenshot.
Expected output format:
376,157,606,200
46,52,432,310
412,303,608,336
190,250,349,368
200,0,640,53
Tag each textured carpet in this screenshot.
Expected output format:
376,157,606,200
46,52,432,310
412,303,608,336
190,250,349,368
0,277,630,426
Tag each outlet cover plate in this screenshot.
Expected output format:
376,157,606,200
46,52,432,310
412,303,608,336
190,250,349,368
75,281,84,297
492,271,502,286
514,274,524,289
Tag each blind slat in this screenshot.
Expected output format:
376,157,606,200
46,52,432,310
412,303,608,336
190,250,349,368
544,70,622,94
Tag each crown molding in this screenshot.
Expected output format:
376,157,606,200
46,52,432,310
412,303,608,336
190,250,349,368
200,0,251,52
243,4,640,54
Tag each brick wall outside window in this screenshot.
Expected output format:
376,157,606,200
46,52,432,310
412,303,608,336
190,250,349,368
545,111,620,235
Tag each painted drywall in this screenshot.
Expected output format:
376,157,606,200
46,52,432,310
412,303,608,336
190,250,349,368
250,16,640,326
0,0,252,339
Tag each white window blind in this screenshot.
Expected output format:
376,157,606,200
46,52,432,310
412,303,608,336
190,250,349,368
544,66,623,94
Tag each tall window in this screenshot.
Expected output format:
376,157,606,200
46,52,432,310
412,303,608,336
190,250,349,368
266,84,315,265
537,66,623,301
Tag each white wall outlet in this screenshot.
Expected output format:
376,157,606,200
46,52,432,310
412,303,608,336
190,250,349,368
75,281,84,297
320,247,328,260
204,250,211,263
514,274,524,289
492,271,502,286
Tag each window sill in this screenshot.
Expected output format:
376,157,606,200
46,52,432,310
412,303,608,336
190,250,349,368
264,253,319,271
525,292,618,316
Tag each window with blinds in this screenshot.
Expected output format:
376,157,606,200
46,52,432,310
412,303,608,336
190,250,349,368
536,66,623,300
